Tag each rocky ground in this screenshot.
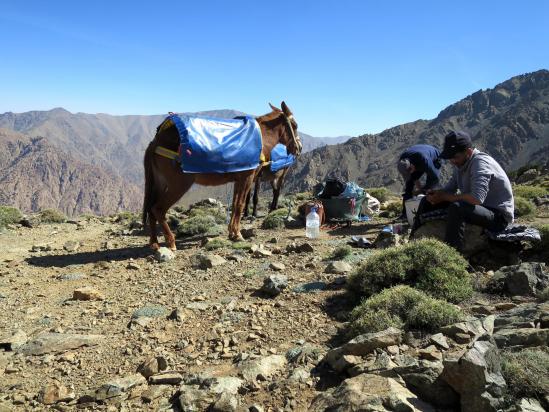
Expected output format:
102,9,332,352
0,194,548,411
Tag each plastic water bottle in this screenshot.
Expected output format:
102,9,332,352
306,207,320,239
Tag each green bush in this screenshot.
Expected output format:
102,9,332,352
514,196,536,218
501,348,549,402
177,215,221,237
534,224,549,252
294,191,313,202
347,238,472,303
349,285,463,336
509,164,541,181
365,187,392,203
188,206,226,224
39,209,66,223
513,184,548,199
0,206,23,228
382,200,401,218
330,245,352,260
262,208,288,229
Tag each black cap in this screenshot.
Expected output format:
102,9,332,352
440,130,473,159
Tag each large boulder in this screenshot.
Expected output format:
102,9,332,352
323,328,403,371
439,315,495,344
488,262,549,296
412,220,486,256
494,303,541,331
309,373,435,411
394,360,459,409
441,340,506,412
493,328,549,349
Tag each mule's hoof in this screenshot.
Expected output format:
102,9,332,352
149,242,160,251
230,234,245,242
168,245,177,251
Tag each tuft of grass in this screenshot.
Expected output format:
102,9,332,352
114,211,139,222
347,238,472,303
533,224,549,253
501,348,549,402
513,184,548,199
0,206,23,228
330,245,352,260
243,269,257,279
349,285,463,336
514,196,536,218
365,187,392,203
232,241,252,251
261,208,288,229
203,237,231,251
176,215,222,237
537,286,549,302
39,209,66,223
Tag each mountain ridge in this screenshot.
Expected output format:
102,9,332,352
284,69,549,193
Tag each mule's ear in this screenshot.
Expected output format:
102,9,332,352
269,102,282,112
281,101,292,116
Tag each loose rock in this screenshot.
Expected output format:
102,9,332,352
73,287,104,301
16,333,103,356
261,275,288,297
325,261,352,274
38,382,75,404
154,247,175,262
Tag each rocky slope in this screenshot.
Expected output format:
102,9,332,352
0,203,547,411
0,129,141,216
285,69,549,193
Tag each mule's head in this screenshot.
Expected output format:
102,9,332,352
269,101,302,156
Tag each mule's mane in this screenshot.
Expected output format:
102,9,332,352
256,110,285,124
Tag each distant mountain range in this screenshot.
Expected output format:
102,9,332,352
2,70,547,216
284,69,549,193
0,108,349,215
0,129,140,216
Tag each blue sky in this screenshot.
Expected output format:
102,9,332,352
1,1,548,136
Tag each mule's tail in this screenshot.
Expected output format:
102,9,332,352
142,141,156,228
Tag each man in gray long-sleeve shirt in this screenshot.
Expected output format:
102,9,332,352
422,130,514,251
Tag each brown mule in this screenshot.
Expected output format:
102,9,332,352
142,102,302,250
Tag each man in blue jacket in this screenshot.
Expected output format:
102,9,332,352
397,144,442,219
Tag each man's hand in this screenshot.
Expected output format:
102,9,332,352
426,190,450,205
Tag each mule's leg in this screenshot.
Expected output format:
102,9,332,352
229,173,255,240
243,188,251,217
149,213,160,250
151,176,194,251
252,178,261,217
270,180,281,212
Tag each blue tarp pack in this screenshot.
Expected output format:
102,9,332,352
169,114,263,173
270,143,296,172
337,182,365,199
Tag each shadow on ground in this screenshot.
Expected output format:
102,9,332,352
325,221,387,237
26,246,152,267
